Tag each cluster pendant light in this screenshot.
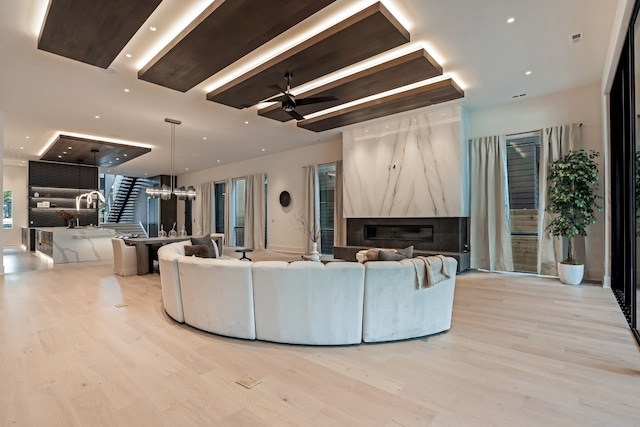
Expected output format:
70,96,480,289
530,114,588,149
146,118,197,201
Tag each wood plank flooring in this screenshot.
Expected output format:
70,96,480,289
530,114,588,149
0,260,638,426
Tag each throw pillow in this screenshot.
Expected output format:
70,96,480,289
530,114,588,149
364,248,381,262
190,236,218,258
378,250,407,261
397,245,414,259
185,245,211,258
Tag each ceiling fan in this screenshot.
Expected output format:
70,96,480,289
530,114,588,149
265,71,337,121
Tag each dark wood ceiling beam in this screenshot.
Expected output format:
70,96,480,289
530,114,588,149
40,135,151,167
138,0,336,92
38,0,162,69
206,2,410,109
296,78,464,133
258,49,443,122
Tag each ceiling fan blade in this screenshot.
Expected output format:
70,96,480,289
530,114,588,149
296,95,338,106
264,95,289,103
286,109,305,121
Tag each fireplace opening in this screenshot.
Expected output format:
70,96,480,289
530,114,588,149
364,224,434,242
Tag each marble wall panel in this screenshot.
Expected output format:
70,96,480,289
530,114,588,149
343,106,468,218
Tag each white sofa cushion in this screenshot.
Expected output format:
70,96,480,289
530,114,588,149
362,257,457,343
178,256,256,340
252,261,365,345
157,240,191,323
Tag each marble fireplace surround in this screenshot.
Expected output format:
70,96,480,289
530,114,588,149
334,217,470,272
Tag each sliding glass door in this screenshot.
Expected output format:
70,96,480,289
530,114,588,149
610,1,639,345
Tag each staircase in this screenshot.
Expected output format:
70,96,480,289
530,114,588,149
106,176,153,223
100,221,149,237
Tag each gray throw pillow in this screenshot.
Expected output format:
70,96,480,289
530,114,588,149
397,245,414,258
378,250,407,261
190,236,217,258
184,244,210,258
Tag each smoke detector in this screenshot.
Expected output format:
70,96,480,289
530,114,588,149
571,32,583,44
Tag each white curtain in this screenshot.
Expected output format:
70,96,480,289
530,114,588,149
304,165,321,253
334,160,347,247
537,124,581,275
469,135,514,271
244,173,265,250
224,178,232,247
194,182,212,236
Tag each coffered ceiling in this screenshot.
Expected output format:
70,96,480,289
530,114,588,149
0,0,618,177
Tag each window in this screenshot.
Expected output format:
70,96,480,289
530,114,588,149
232,178,246,246
214,182,225,234
318,163,336,254
3,190,13,229
506,134,541,273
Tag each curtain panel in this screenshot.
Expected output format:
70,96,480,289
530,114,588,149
469,135,514,271
194,182,213,237
304,165,321,253
334,160,347,247
224,178,232,247
537,124,581,275
244,173,266,250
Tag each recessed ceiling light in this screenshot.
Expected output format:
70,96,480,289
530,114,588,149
123,154,128,157
115,158,119,161
185,168,189,171
124,88,130,92
525,70,532,75
58,155,62,158
149,26,157,31
203,137,207,140
68,146,72,149
145,173,148,176
245,121,249,124
217,160,220,163
125,53,132,58
261,148,265,152
108,170,111,172
20,146,24,150
109,161,112,164
25,136,30,139
95,115,100,119
507,17,515,23
63,151,67,154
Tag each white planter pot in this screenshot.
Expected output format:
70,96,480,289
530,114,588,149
557,263,584,285
310,242,320,262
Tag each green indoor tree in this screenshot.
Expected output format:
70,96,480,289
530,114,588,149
546,149,601,264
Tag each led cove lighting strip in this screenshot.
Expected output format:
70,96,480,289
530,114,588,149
137,0,216,70
303,74,454,120
38,131,153,157
203,0,396,94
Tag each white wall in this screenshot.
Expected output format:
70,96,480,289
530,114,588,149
178,138,342,253
2,164,27,246
469,83,605,281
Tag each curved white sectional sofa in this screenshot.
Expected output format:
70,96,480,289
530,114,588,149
158,241,457,345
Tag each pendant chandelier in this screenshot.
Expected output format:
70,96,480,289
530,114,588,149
146,118,196,201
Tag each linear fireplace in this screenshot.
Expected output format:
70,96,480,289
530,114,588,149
334,217,470,271
364,224,434,242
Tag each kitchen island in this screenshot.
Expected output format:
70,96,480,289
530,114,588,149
35,227,116,264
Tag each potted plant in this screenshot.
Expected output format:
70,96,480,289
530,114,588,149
58,209,78,228
545,149,601,285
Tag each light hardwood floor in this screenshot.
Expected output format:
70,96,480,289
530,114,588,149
0,259,638,426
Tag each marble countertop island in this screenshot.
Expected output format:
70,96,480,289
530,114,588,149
35,227,116,263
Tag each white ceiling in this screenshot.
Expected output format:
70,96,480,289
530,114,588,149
0,0,618,177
